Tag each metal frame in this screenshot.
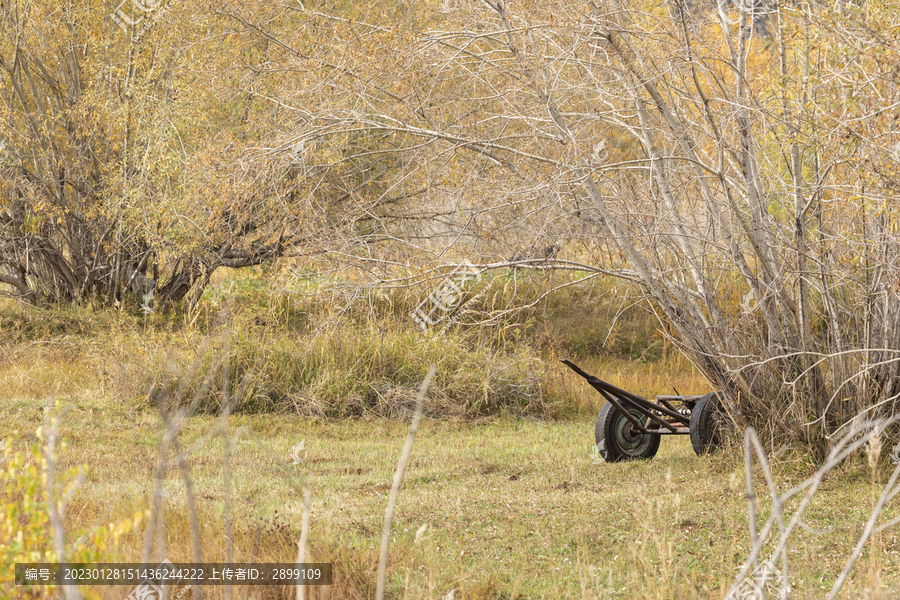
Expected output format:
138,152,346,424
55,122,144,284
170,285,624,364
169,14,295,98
561,360,704,435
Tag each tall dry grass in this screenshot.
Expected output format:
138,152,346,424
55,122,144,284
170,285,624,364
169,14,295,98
2,269,705,420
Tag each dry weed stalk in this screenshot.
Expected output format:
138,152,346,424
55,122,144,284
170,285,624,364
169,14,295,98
296,486,313,600
375,365,438,600
731,415,900,599
140,314,253,600
42,402,82,600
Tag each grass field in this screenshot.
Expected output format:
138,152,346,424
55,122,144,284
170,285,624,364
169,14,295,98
2,279,900,599
2,392,899,599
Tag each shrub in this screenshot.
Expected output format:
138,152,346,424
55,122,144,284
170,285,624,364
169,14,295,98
0,422,142,599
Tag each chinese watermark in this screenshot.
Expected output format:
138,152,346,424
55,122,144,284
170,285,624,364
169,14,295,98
124,559,187,600
21,567,51,582
410,260,481,330
290,440,306,465
110,0,174,41
725,560,785,600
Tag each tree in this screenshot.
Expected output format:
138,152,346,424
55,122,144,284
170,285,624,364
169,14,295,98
5,0,899,449
0,1,299,308
229,0,900,450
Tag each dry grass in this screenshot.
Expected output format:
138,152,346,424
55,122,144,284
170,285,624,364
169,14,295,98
3,279,900,599
0,324,704,422
2,394,900,599
546,352,707,416
0,271,701,421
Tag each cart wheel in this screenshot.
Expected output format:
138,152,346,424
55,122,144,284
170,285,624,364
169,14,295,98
690,392,730,456
595,402,661,462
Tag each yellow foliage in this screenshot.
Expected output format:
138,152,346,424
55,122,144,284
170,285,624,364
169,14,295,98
0,427,139,599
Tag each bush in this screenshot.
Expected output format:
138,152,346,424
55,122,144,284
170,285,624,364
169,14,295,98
0,420,142,599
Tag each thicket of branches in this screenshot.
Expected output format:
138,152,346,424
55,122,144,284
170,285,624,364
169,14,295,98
253,0,900,451
3,0,900,450
0,2,306,307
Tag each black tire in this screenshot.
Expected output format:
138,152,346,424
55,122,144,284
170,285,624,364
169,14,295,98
594,402,661,462
690,392,730,456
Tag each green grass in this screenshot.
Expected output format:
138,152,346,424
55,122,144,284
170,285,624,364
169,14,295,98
1,394,899,599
